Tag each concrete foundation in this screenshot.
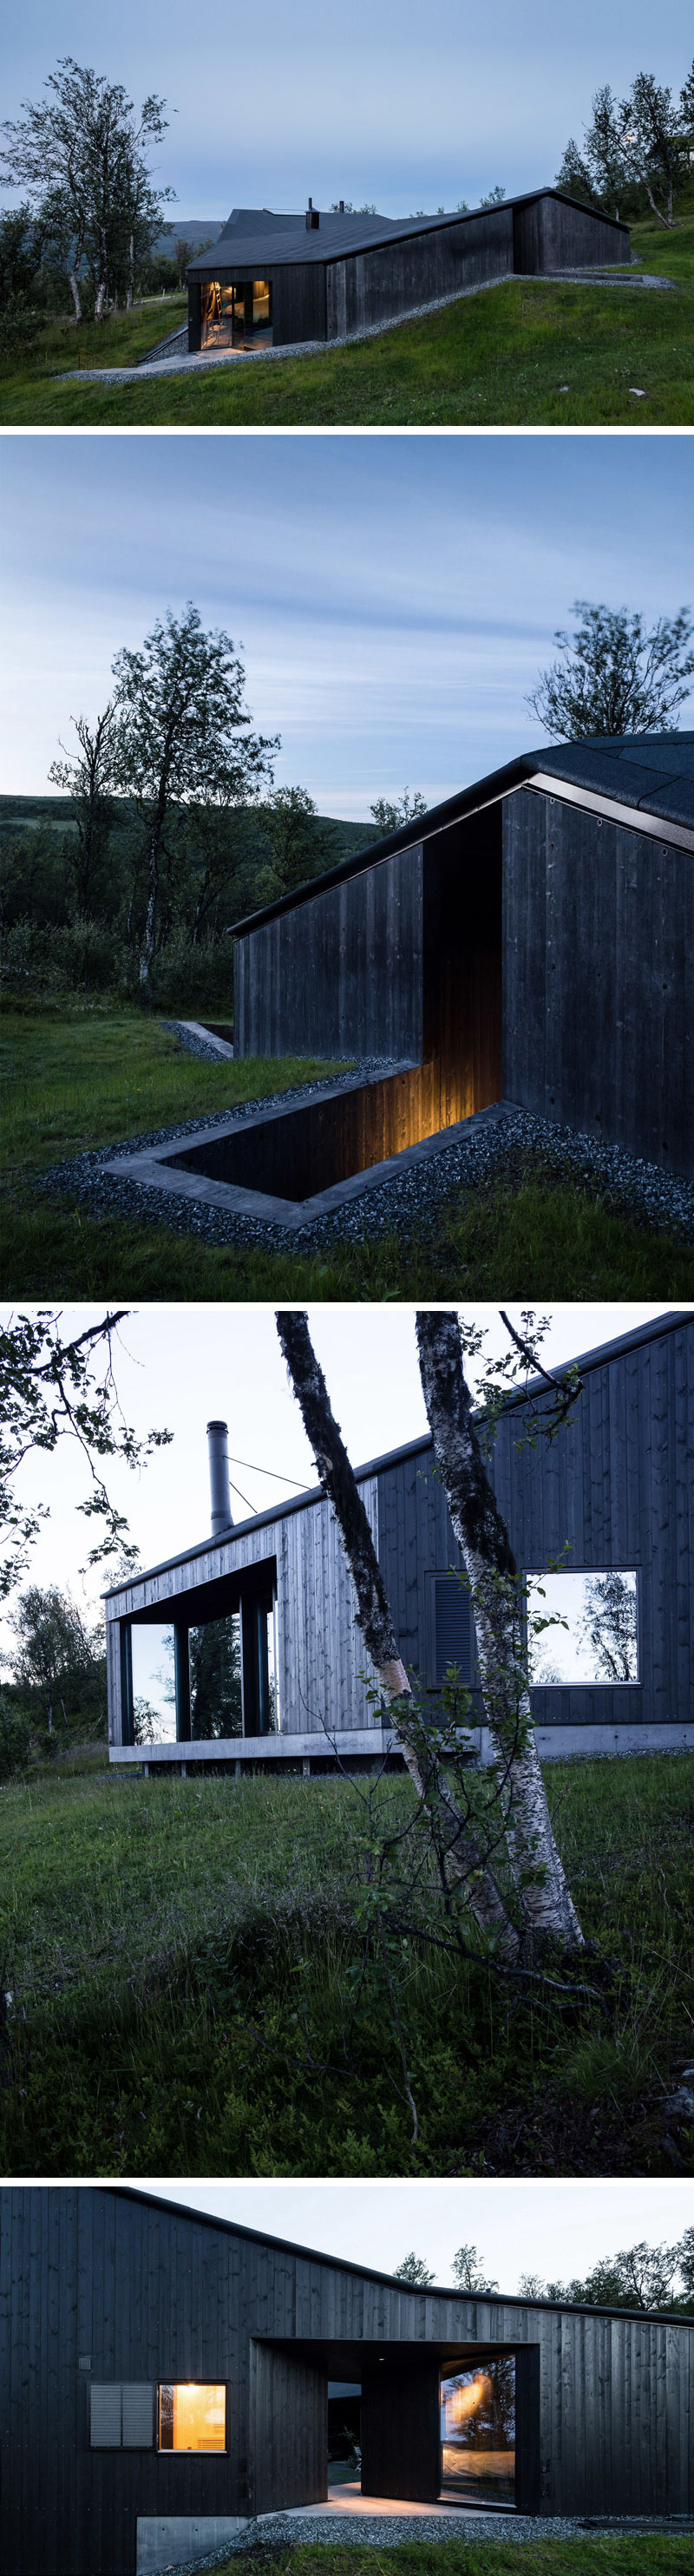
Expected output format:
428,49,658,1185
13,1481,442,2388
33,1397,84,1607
136,2520,249,2574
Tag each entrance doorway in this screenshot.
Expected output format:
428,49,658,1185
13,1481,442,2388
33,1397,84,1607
440,2360,515,2507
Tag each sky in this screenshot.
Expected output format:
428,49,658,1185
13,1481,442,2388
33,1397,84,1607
0,1301,687,1663
3,436,694,820
3,4,691,217
106,2178,693,2293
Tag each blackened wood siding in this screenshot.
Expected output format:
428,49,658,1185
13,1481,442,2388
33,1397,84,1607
512,199,629,272
375,1314,693,1733
234,843,423,1061
2,2188,691,2574
326,209,513,338
503,787,694,1177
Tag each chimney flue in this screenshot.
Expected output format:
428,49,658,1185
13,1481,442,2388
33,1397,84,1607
207,1419,232,1536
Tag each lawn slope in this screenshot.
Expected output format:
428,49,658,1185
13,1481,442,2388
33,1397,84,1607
1,215,691,426
1,1751,692,2177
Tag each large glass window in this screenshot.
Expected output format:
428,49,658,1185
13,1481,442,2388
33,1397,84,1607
130,1622,176,1743
190,1613,242,1739
158,2383,226,2452
440,2361,515,2507
527,1570,638,1685
200,280,272,348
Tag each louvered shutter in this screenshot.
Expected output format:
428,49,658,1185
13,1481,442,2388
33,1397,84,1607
121,2384,154,2447
90,2384,121,2447
431,1574,473,1689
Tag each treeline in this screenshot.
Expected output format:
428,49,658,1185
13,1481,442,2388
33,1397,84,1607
0,602,378,1012
0,1585,108,1780
556,56,694,228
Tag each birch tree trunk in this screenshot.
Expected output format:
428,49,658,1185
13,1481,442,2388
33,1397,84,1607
276,1309,519,1961
416,1311,584,1957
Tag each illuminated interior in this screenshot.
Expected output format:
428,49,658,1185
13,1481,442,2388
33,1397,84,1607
158,2383,226,2452
440,2362,515,2507
200,280,272,348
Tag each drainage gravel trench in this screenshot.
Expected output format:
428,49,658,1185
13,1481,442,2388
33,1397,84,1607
37,1026,694,1252
141,2508,694,2573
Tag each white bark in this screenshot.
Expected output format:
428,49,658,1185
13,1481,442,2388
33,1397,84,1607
416,1311,584,1957
276,1308,519,1961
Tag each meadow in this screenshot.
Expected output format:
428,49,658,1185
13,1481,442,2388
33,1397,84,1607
200,2542,694,2575
2,1010,691,1302
0,213,691,428
1,1748,691,2178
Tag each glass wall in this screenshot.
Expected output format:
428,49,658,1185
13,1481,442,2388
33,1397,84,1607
440,2359,515,2507
189,1612,243,1738
200,280,272,348
158,2384,226,2452
130,1622,176,1744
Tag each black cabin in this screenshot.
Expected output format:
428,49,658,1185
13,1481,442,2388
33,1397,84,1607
187,193,630,351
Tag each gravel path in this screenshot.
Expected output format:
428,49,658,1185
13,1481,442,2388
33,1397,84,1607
37,1052,694,1253
140,2507,694,2573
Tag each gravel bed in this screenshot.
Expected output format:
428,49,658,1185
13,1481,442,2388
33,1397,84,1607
38,1053,694,1253
141,2507,694,2572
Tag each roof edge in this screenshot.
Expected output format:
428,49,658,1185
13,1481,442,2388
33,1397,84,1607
101,1309,691,1603
84,2186,692,2331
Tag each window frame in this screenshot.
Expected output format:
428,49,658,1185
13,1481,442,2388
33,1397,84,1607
525,1565,641,1689
156,2380,229,2455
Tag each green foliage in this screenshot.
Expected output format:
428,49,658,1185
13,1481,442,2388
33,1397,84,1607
393,2251,435,2284
0,1755,691,2176
527,600,694,738
0,1688,34,1781
0,1307,170,1597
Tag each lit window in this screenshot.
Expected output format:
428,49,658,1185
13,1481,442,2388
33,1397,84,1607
527,1570,638,1686
158,2384,227,2452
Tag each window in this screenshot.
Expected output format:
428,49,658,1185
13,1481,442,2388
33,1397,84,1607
90,2385,154,2448
440,2359,515,2507
158,2384,227,2452
527,1570,638,1686
425,1570,474,1692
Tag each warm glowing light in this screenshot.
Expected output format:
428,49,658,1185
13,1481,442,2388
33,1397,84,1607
158,2383,226,2452
443,2371,491,2430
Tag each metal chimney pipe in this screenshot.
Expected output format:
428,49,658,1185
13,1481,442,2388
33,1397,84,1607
206,1420,233,1535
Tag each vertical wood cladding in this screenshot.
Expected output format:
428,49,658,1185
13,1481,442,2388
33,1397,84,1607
105,1315,693,1747
376,1314,694,1732
326,208,513,337
234,843,423,1061
503,786,694,1177
2,2189,691,2574
512,198,630,272
361,2352,440,2500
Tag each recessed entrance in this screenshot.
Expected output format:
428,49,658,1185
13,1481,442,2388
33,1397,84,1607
201,279,272,346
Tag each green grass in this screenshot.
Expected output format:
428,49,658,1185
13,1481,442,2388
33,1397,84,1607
203,2545,694,2575
2,1011,692,1301
1,214,691,425
1,1751,692,2176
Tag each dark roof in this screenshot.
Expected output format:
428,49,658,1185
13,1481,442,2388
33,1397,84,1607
231,733,694,936
107,2186,691,2330
101,1309,691,1601
187,186,625,275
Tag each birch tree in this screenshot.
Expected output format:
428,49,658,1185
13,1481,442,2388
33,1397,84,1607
49,705,117,918
109,605,277,987
277,1308,585,1966
0,60,171,322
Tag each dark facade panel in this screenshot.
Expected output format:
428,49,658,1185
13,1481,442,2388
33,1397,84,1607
327,208,513,337
513,197,630,272
234,842,424,1059
502,787,694,1177
2,2188,692,2576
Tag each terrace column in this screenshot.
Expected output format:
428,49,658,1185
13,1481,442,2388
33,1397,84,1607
174,1622,192,1740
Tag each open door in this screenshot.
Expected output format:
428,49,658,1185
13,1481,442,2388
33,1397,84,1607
360,2353,440,2502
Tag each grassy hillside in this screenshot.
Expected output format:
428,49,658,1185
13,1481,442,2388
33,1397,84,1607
202,2543,694,2575
1,212,691,426
2,1011,692,1302
1,1749,692,2177
0,794,374,871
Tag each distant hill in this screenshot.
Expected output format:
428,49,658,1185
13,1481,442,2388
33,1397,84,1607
154,220,226,257
0,795,378,863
